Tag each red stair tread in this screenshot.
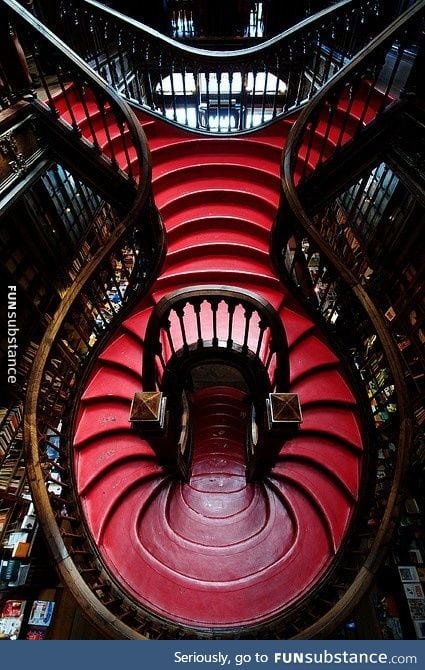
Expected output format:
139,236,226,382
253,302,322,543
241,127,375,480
271,460,352,552
76,432,157,495
81,363,141,401
300,406,363,450
289,333,339,381
168,218,270,253
151,139,282,178
160,193,277,231
85,467,166,543
292,367,357,406
280,307,315,348
281,434,361,496
163,245,273,279
74,399,132,447
99,331,143,375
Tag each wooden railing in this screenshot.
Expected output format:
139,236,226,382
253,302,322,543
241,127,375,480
143,286,289,392
2,0,150,197
271,2,424,639
142,286,290,481
283,0,425,185
55,0,388,132
4,0,167,640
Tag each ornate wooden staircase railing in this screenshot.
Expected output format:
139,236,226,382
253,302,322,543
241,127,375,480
141,286,291,481
0,0,166,638
271,0,425,638
55,0,389,132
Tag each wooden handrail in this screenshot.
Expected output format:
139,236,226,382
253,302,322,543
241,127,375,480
274,0,421,640
143,285,289,392
55,0,390,133
5,0,166,640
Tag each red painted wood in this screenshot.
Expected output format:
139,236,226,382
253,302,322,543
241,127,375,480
70,105,366,629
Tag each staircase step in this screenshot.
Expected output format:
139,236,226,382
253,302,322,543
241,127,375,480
280,434,361,498
289,333,339,382
300,405,363,451
76,432,157,495
167,217,270,254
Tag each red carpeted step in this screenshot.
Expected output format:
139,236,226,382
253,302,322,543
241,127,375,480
81,360,141,402
279,434,361,497
167,216,270,254
280,306,316,348
291,367,357,406
74,398,132,448
99,330,144,372
162,242,273,276
289,333,339,382
160,191,277,232
76,431,157,496
300,405,363,450
270,461,353,553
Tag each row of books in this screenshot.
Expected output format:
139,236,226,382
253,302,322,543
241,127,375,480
0,405,23,456
1,503,37,589
397,564,425,639
16,340,39,382
0,598,55,640
0,460,26,498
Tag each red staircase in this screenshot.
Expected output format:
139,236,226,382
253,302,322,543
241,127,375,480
62,106,365,631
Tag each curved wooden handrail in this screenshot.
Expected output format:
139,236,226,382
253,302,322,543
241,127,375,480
7,0,165,640
3,0,150,191
283,0,425,187
276,0,421,640
143,285,290,392
56,0,389,133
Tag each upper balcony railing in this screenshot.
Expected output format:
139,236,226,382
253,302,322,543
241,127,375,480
55,0,388,133
282,0,425,186
166,1,341,41
271,0,425,638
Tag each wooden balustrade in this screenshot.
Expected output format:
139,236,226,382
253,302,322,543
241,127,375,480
3,0,150,197
143,286,289,392
271,1,424,640
55,0,388,132
283,0,425,185
140,286,290,481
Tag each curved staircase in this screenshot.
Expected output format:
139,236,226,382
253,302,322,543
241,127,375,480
9,0,420,636
71,112,365,632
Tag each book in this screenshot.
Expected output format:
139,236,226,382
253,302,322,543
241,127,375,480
408,599,425,619
20,514,36,530
8,563,31,587
25,627,47,640
398,565,419,582
403,582,424,599
0,599,25,618
28,600,55,627
12,541,31,558
0,559,20,583
4,531,28,548
0,601,25,639
413,619,425,639
0,616,23,638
